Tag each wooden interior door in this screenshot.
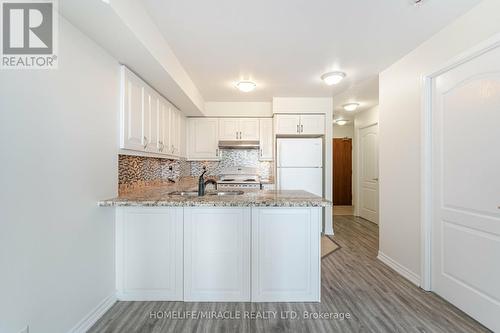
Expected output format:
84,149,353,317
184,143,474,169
333,138,352,205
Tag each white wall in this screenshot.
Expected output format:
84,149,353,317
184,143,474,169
353,106,379,215
379,0,500,278
333,124,354,138
0,17,118,333
204,102,272,117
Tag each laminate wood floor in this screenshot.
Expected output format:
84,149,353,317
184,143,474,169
89,216,490,333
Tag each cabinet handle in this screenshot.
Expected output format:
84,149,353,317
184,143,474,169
300,124,303,133
296,125,299,133
260,148,263,157
236,132,238,139
143,136,148,149
239,131,242,139
216,148,219,157
171,145,174,153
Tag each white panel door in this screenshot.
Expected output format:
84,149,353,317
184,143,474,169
277,138,322,167
219,118,239,140
259,118,273,161
359,124,379,224
121,67,146,151
187,118,219,160
239,118,260,140
274,114,300,135
277,167,323,197
251,208,321,302
184,208,251,301
116,207,183,301
300,114,325,135
431,44,500,332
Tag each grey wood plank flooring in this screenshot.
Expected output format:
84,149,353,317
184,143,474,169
89,216,490,333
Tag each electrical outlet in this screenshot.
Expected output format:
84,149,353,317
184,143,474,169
19,326,29,333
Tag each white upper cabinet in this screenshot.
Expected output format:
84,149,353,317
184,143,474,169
219,118,240,140
120,66,186,158
121,66,147,151
239,118,260,140
219,118,259,141
259,118,273,161
299,114,325,135
274,114,301,135
187,118,219,160
274,114,325,135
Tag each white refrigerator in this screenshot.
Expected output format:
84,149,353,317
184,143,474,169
276,138,323,197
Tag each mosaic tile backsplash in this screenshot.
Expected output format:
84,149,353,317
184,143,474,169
118,155,190,191
190,149,273,180
118,149,273,192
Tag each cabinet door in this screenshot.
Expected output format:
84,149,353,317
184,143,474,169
219,118,239,140
158,98,171,155
145,89,161,153
179,113,187,158
300,114,325,135
251,207,321,302
121,67,146,151
168,108,178,156
259,118,273,160
116,207,183,301
274,114,300,135
184,208,251,301
239,118,260,140
187,118,219,160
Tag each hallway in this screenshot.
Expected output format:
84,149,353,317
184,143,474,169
89,217,489,333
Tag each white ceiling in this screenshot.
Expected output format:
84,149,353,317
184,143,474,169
142,0,482,102
333,77,379,120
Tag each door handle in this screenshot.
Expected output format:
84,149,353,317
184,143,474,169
372,178,379,181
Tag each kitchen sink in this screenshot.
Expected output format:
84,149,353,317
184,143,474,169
207,191,244,196
167,191,199,196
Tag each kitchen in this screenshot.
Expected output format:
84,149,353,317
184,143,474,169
98,66,332,303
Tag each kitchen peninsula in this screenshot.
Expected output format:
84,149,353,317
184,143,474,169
99,186,330,303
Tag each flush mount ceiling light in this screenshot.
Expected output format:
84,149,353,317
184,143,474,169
343,103,360,112
235,80,257,93
335,119,348,126
321,71,346,86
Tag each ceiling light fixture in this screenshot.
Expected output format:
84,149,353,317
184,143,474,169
321,71,346,86
343,103,360,112
335,119,348,126
236,80,257,93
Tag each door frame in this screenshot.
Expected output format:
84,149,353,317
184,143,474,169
420,32,500,291
354,122,378,218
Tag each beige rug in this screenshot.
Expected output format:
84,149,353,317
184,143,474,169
321,236,340,258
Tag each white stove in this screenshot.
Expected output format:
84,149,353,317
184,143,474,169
217,167,261,190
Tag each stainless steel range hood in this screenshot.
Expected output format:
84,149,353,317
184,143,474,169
218,140,260,149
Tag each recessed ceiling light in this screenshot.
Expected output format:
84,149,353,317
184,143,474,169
236,81,256,93
335,119,348,126
343,103,360,112
321,71,346,86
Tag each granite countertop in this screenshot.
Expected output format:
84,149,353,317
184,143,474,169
98,185,331,208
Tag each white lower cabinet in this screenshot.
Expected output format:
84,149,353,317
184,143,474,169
116,207,183,301
184,208,251,301
115,207,321,302
251,207,321,302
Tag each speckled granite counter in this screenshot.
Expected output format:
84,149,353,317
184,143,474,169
98,185,331,207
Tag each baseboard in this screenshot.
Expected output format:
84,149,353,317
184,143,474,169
68,293,116,333
377,251,420,286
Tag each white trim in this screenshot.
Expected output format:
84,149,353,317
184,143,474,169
377,251,420,286
67,293,117,333
420,31,500,292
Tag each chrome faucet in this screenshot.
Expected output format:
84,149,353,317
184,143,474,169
198,170,217,196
